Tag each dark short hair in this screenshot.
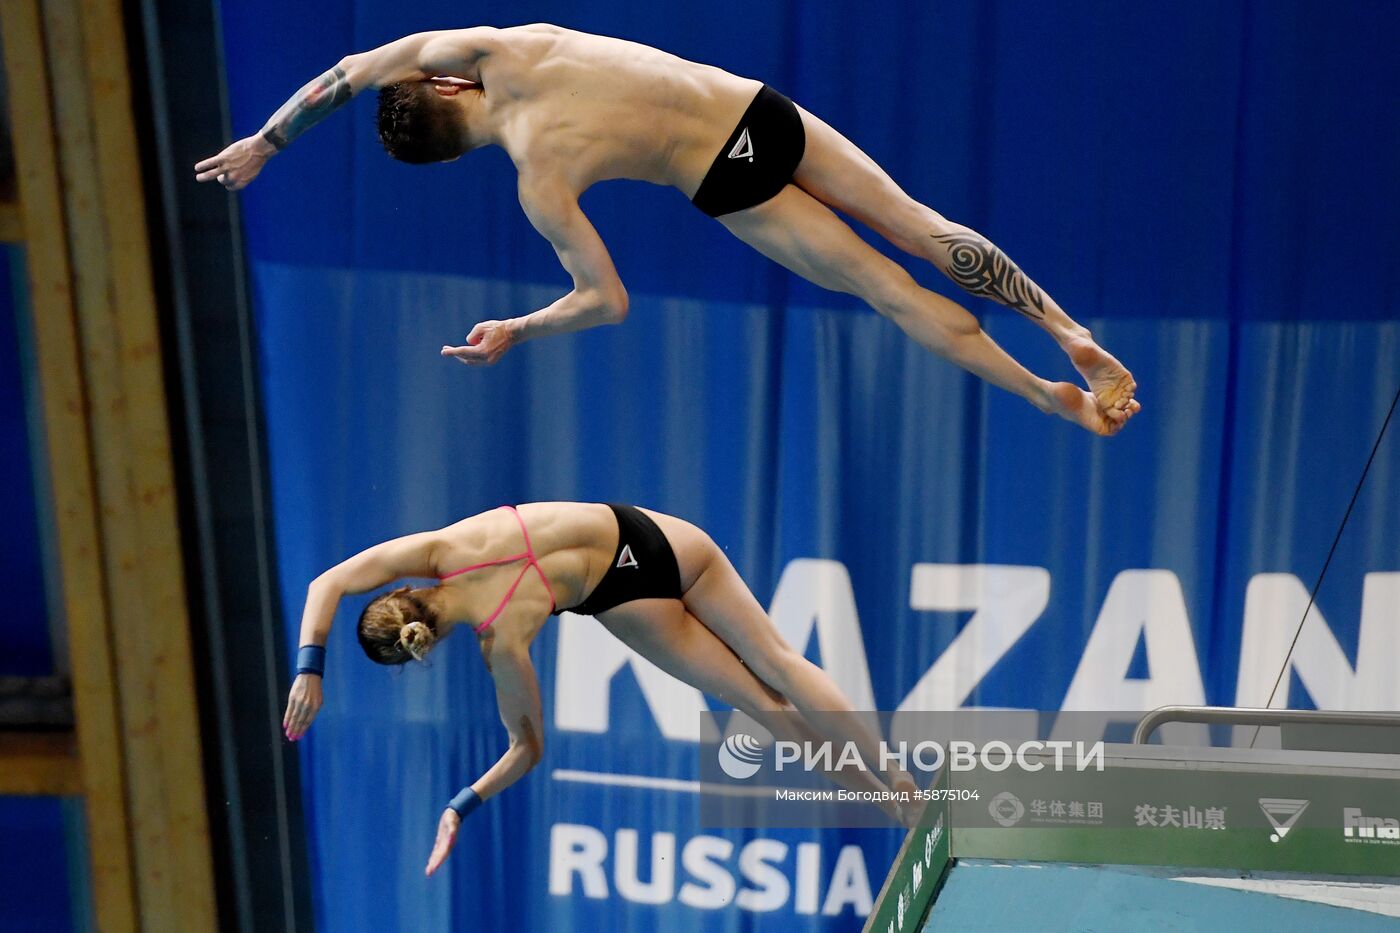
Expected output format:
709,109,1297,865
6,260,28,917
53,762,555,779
375,83,464,164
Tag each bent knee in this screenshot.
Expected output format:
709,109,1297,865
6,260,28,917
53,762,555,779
884,202,951,256
856,265,921,319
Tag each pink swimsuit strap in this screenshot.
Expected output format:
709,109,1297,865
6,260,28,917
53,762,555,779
437,506,558,633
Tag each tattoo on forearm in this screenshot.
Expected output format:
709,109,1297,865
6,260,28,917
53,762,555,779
931,232,1047,320
261,65,353,150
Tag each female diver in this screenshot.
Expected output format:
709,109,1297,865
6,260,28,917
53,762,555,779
283,501,916,875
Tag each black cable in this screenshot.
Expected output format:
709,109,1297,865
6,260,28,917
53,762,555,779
1247,381,1400,748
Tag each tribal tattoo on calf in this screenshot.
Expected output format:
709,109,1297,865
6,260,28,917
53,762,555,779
931,232,1047,320
261,66,353,151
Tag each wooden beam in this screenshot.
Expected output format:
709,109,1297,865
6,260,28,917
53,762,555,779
0,199,22,241
0,0,138,928
44,0,218,926
0,731,82,796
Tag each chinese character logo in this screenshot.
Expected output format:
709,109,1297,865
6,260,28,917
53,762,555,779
989,791,1025,827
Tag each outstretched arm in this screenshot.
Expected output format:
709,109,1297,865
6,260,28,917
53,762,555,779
440,177,629,365
283,532,440,740
425,641,543,876
195,28,497,190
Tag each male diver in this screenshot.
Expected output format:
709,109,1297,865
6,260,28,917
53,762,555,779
197,24,1140,434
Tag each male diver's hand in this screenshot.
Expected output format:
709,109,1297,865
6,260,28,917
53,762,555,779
425,808,462,877
441,319,517,366
283,672,323,741
194,134,276,191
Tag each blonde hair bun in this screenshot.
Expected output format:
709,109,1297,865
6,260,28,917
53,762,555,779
399,620,436,661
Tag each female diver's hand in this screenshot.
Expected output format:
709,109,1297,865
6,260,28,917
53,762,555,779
283,672,323,741
425,808,462,877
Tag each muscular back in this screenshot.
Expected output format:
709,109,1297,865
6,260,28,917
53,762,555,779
479,25,761,195
429,501,620,630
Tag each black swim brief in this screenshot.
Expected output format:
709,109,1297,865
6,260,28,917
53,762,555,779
562,504,683,616
690,85,806,218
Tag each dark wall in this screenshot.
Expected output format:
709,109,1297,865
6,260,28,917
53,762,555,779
0,246,51,675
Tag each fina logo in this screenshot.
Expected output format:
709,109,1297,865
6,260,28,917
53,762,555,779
1343,807,1400,843
988,791,1025,827
718,733,765,780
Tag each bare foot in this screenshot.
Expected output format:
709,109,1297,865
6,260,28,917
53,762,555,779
1065,334,1137,416
1047,382,1141,436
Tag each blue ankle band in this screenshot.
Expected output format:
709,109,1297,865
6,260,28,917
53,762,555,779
448,786,482,818
296,645,326,677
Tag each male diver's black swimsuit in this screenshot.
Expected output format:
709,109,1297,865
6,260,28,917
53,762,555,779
691,85,807,218
560,504,683,616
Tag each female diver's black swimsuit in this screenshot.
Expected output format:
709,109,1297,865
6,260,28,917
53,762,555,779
560,504,683,616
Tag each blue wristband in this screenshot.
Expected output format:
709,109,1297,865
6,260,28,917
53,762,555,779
296,644,326,677
448,786,482,819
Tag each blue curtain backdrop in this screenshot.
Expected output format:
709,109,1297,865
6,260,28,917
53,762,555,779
218,2,1399,930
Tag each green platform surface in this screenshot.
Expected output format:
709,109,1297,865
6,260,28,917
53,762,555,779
924,861,1400,932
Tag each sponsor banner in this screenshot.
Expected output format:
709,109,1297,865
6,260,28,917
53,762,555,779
1343,807,1400,847
949,761,1400,877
